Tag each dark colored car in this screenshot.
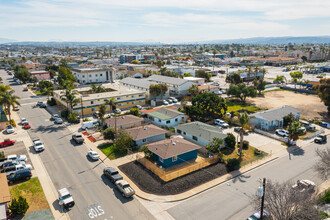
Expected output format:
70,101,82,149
39,103,47,108
7,169,32,184
72,134,84,144
103,167,123,183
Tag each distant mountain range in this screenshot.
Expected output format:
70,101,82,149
1,36,329,46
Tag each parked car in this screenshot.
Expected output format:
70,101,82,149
7,169,32,184
23,123,31,129
114,109,121,114
292,180,315,193
0,139,15,147
103,167,123,183
275,129,289,137
314,134,327,144
93,111,99,118
0,160,24,171
21,118,27,124
5,164,32,176
134,105,142,110
115,180,135,198
58,188,75,209
163,100,169,105
51,114,59,120
212,82,219,86
214,119,229,128
55,117,63,124
300,121,316,131
33,139,45,152
23,87,28,91
167,99,173,104
72,134,84,144
87,151,99,160
36,101,43,107
39,103,47,108
81,121,99,130
169,97,178,103
6,125,15,134
247,211,270,220
7,154,27,162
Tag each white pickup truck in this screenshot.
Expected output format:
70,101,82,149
33,139,45,152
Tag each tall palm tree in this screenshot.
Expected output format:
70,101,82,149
0,84,11,93
104,98,116,114
235,112,253,160
60,89,79,113
0,90,20,124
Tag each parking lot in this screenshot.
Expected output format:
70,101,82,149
1,141,32,166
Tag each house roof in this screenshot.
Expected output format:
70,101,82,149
120,77,154,90
251,105,300,121
147,108,184,120
105,115,144,127
147,137,201,159
126,124,167,141
175,121,227,142
0,107,8,123
147,75,188,86
0,173,10,204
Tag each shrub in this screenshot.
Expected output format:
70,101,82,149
146,107,153,110
224,133,236,150
319,190,330,204
226,158,241,171
61,109,69,119
9,196,29,216
160,125,169,130
242,140,249,150
0,151,5,159
67,113,77,123
7,119,16,127
47,98,57,106
83,118,90,122
129,108,139,116
103,127,115,140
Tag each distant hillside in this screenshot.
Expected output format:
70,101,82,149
3,41,163,47
198,36,330,44
0,37,16,44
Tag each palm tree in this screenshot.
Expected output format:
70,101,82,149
0,84,11,93
235,112,253,160
0,90,20,124
188,84,199,97
104,98,116,114
60,89,79,113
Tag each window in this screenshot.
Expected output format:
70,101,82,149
193,136,198,141
131,96,134,98
96,79,98,82
158,119,161,122
139,101,144,103
91,101,94,104
117,97,123,100
89,75,92,77
177,129,182,134
159,157,163,163
175,118,178,122
166,120,170,124
118,103,124,106
83,80,85,83
172,156,177,162
95,74,98,77
142,138,146,142
100,74,102,76
183,132,186,135
139,94,144,97
132,102,136,104
91,108,96,111
82,75,85,78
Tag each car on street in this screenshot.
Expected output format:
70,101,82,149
275,129,289,137
55,117,63,124
115,180,135,198
167,99,173,104
134,105,142,110
72,134,84,144
33,139,45,152
169,97,178,103
114,109,121,114
0,139,15,147
36,101,43,107
39,103,47,108
4,163,32,176
51,114,59,120
7,169,32,184
7,154,27,162
314,134,327,144
23,87,28,91
58,188,75,209
247,211,270,220
6,125,14,134
103,167,123,183
163,100,169,105
212,82,220,86
87,151,99,160
23,123,31,129
21,118,27,124
214,119,229,128
292,179,315,193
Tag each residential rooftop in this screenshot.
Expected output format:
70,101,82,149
251,105,300,121
147,108,184,121
126,124,167,140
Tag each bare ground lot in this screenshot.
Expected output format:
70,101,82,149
247,91,329,122
119,161,228,195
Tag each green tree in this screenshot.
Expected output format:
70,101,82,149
235,112,252,160
283,113,295,128
60,89,79,114
130,108,140,116
139,145,152,159
315,78,330,115
103,127,115,140
57,66,75,86
227,83,257,103
156,60,164,68
115,130,132,153
206,137,224,156
67,113,77,123
149,84,168,99
9,196,29,216
188,84,199,96
104,98,116,113
290,71,303,89
0,84,11,93
90,84,106,94
226,73,242,85
224,133,236,151
0,89,20,123
253,77,266,95
49,69,56,79
195,70,211,82
287,121,301,143
98,104,107,125
14,65,30,83
274,75,285,84
184,72,192,77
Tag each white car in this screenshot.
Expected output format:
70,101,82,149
167,99,173,104
275,129,289,137
7,154,27,162
214,119,229,128
6,125,15,134
163,100,169,105
114,109,121,114
5,164,32,176
169,97,178,103
51,114,59,120
33,139,45,152
55,117,63,124
87,151,99,160
21,118,27,124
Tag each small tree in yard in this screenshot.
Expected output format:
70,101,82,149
139,145,152,159
287,121,301,144
206,137,224,156
9,196,29,216
130,108,139,116
315,78,330,115
103,127,115,140
98,104,106,125
114,130,132,153
283,113,295,128
314,148,330,181
67,113,77,123
224,133,236,151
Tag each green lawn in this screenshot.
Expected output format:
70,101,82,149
226,101,261,112
97,142,127,160
10,177,49,213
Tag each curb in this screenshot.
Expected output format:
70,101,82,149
135,156,279,203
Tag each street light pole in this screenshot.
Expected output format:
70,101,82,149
260,178,266,220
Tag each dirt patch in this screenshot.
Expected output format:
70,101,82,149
247,91,329,122
119,161,227,195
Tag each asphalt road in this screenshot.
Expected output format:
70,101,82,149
168,141,329,220
1,70,154,220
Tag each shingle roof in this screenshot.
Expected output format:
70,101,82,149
147,108,184,120
105,115,144,127
147,75,188,86
175,121,227,142
147,138,201,159
251,105,300,121
126,124,167,141
120,77,154,90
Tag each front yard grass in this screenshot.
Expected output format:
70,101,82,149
98,142,127,160
222,145,268,167
9,177,49,213
226,101,261,113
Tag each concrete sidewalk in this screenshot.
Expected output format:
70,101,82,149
5,110,70,220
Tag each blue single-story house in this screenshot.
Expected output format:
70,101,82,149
250,105,300,130
146,108,187,128
147,138,201,168
126,124,167,147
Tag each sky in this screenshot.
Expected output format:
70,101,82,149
1,0,330,43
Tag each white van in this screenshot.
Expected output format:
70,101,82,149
81,121,99,130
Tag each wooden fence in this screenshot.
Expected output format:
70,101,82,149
137,155,219,182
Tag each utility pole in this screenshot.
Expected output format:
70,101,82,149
260,178,266,220
81,96,84,119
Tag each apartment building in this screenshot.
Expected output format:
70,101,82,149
72,67,115,84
